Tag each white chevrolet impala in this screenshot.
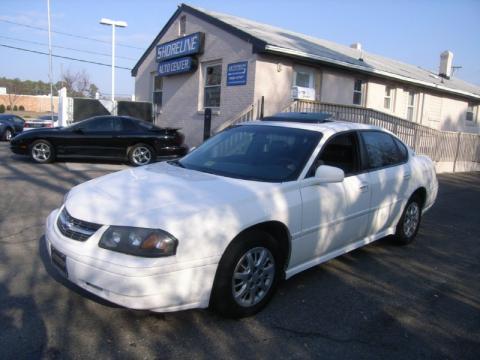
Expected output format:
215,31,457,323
45,113,438,317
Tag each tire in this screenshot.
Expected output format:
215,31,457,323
394,196,422,245
128,144,155,166
30,140,55,163
210,229,283,318
3,128,13,141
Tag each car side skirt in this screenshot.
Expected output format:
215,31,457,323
285,227,396,279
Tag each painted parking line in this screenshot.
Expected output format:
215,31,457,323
64,162,128,172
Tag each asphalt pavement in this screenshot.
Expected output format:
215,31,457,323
0,142,479,359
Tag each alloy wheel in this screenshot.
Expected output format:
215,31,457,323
132,146,152,165
5,130,12,141
403,202,420,238
32,143,51,162
232,247,275,307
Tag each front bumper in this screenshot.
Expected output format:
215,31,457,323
45,209,219,312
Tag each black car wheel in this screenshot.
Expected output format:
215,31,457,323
394,196,422,245
210,229,283,318
3,128,13,141
128,144,155,166
30,140,55,163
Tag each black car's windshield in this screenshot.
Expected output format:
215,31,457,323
178,125,322,182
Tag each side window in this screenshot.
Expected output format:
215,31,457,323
361,131,404,169
14,117,24,125
82,118,114,132
393,137,408,162
309,132,359,177
121,118,139,132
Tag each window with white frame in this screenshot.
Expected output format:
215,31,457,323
466,103,476,122
353,79,363,105
153,74,163,107
203,63,222,108
179,15,186,36
294,68,314,88
384,85,393,109
406,91,416,121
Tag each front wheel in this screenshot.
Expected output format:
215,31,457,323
128,144,155,166
394,196,422,245
3,128,13,141
210,230,282,318
30,140,55,163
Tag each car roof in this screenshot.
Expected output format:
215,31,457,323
239,118,384,137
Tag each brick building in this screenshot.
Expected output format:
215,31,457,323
132,4,480,147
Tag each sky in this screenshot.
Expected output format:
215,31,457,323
0,0,479,97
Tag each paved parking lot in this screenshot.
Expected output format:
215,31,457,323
0,142,479,359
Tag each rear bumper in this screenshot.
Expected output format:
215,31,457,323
45,208,218,312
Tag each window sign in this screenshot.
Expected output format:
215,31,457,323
156,32,204,62
227,61,248,86
157,56,197,76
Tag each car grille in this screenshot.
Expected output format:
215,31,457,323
56,207,102,241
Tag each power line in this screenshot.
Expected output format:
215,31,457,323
0,18,144,50
0,43,132,70
0,35,137,60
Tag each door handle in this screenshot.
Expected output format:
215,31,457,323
359,184,369,192
404,173,411,180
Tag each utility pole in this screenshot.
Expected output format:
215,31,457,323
47,0,54,119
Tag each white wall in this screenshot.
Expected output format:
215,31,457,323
254,55,294,116
320,70,356,105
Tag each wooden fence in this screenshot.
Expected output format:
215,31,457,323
284,100,480,168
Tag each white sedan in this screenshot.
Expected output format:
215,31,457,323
45,116,438,317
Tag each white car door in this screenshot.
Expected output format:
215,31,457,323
360,131,411,236
290,132,371,270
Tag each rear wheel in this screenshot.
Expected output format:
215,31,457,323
211,230,283,318
30,140,55,163
128,144,155,166
394,196,422,245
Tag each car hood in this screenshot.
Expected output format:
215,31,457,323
66,162,277,228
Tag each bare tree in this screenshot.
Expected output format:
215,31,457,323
60,69,97,98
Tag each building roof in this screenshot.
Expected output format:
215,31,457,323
132,3,480,100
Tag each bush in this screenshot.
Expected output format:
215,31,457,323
0,104,5,113
6,105,11,111
13,105,18,111
19,105,25,111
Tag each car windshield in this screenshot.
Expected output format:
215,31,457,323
38,115,57,121
177,125,322,182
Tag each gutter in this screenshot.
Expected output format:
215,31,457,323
265,45,480,101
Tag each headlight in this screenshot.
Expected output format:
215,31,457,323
99,226,178,257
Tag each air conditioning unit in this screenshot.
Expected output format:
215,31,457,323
291,86,316,100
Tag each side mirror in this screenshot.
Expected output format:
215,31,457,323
314,165,345,184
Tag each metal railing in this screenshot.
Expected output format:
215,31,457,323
284,100,480,168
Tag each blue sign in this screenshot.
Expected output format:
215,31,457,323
157,56,197,76
227,61,248,86
156,32,204,62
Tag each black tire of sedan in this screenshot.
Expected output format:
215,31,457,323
211,229,283,318
30,139,55,163
394,196,422,245
3,128,13,141
128,144,155,166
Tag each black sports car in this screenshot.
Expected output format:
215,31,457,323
10,115,188,166
0,114,25,141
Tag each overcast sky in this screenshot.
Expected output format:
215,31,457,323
0,0,479,97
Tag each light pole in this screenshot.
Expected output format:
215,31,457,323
99,18,127,103
47,0,54,119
